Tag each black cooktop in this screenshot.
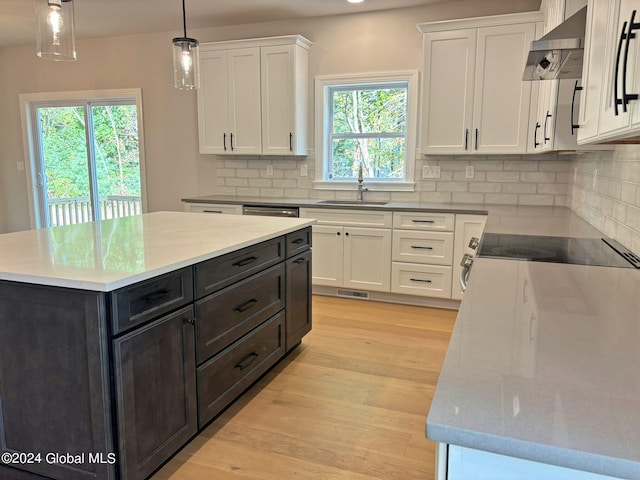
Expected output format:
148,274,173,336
476,233,640,268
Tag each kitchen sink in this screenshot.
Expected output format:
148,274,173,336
318,200,388,206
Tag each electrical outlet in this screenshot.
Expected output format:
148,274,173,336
266,165,273,177
300,165,308,177
465,165,475,179
422,165,441,179
16,162,24,171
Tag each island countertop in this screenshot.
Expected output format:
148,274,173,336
427,257,640,479
0,211,315,291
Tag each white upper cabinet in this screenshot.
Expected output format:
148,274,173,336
578,0,640,144
261,44,309,155
197,35,311,156
418,13,541,155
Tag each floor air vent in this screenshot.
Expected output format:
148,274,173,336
337,289,369,299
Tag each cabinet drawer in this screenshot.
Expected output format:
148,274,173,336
392,212,455,231
195,237,285,298
111,267,194,335
286,227,311,258
392,230,454,265
184,202,243,215
300,208,393,228
391,263,452,298
195,263,285,364
197,311,285,427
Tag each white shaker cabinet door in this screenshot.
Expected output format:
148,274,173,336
310,225,344,287
473,22,536,154
197,50,231,154
343,227,392,293
420,29,477,154
227,48,262,155
261,44,308,155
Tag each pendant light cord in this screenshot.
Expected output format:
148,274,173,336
182,0,187,38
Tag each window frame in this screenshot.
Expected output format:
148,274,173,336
19,89,148,229
314,71,419,191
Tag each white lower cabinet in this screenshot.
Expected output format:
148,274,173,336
300,208,392,293
391,212,455,298
446,445,620,480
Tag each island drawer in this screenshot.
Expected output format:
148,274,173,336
195,237,285,298
286,227,312,257
197,311,285,427
111,267,194,335
392,212,455,231
195,263,285,364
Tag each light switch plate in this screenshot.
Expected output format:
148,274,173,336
300,165,308,177
423,165,441,179
266,165,273,177
465,165,474,179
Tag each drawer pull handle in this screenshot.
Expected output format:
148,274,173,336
235,352,259,371
291,238,305,244
294,258,306,264
412,219,435,223
410,278,432,283
203,210,223,214
235,298,258,313
233,256,258,267
410,245,433,250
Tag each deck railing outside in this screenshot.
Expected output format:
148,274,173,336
48,196,142,227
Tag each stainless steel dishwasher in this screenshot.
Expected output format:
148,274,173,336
242,205,300,217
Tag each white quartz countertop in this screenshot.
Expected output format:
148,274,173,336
427,257,640,479
0,212,314,292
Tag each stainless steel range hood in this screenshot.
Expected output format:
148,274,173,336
522,6,587,81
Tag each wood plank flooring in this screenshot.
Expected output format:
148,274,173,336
151,295,456,480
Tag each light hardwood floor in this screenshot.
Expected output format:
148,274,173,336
152,295,457,480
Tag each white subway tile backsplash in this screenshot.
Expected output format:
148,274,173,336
212,153,571,208
570,145,640,252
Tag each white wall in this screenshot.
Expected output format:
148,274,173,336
0,0,541,233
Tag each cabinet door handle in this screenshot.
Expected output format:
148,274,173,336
534,122,541,148
464,129,469,150
183,317,195,326
544,111,552,143
336,231,341,236
410,278,432,283
289,133,293,152
571,81,583,135
230,133,235,151
232,256,257,267
475,128,479,150
614,20,629,115
622,11,640,111
223,133,227,152
294,257,307,264
234,298,258,313
235,352,259,371
410,245,433,250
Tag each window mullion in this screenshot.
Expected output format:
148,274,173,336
85,103,101,222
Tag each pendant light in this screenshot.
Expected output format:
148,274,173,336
172,0,200,90
35,0,77,61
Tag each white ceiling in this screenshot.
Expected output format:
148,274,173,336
0,0,539,48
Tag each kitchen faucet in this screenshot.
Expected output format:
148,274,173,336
357,164,368,201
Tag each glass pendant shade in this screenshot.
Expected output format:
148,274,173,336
172,37,200,90
35,0,76,61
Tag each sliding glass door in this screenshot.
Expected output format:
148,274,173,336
30,96,143,227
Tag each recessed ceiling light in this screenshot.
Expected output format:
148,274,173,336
347,0,364,3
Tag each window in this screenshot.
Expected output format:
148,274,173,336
315,71,418,190
20,89,146,228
